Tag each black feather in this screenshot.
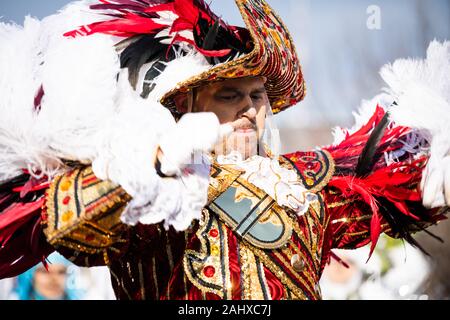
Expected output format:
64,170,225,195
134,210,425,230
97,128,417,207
0,174,47,213
203,19,220,51
194,16,250,65
120,35,170,89
376,197,439,256
0,174,29,193
355,112,390,178
141,57,174,99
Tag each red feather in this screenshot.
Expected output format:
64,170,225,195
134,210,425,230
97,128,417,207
13,177,50,199
0,198,45,247
0,197,54,279
64,14,165,38
328,156,427,260
172,34,231,57
64,0,232,58
369,211,382,260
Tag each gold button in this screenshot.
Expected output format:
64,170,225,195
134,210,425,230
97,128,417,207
290,254,305,272
60,180,72,191
211,245,220,256
61,211,74,222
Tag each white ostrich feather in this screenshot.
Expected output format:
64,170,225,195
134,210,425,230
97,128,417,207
381,40,450,133
0,0,220,230
145,51,210,102
331,40,450,209
381,40,450,208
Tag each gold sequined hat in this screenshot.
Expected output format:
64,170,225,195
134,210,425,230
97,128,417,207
66,0,305,114
161,0,306,114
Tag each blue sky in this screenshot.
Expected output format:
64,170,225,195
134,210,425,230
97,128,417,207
1,0,449,150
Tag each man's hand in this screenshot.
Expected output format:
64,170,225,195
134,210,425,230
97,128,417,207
157,113,233,176
421,142,450,208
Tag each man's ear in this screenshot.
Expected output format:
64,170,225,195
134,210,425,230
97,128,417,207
173,92,195,114
173,93,189,114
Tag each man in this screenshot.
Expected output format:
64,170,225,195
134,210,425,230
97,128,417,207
0,0,449,300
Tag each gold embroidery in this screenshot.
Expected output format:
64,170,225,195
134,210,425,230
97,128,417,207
248,246,309,299
152,256,159,299
291,217,318,271
110,268,132,300
208,165,293,250
238,244,265,299
138,260,146,300
327,198,356,208
277,250,316,297
159,0,306,114
332,215,371,224
44,166,130,256
183,211,232,299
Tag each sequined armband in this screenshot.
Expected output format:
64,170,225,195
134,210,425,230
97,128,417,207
43,166,131,257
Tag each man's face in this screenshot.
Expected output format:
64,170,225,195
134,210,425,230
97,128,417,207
193,76,269,159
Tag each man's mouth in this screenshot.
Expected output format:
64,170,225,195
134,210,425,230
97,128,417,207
233,118,257,133
235,127,256,133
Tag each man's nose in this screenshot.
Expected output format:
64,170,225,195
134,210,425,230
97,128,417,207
239,96,257,119
243,106,257,119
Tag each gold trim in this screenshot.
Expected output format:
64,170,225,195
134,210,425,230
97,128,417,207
160,0,261,106
332,215,371,224
280,247,317,291
110,268,132,300
344,230,369,237
152,256,159,299
183,211,232,299
279,150,335,194
248,246,309,299
309,150,335,193
327,198,356,209
238,244,253,300
238,244,268,299
291,220,316,265
138,260,146,300
44,167,131,255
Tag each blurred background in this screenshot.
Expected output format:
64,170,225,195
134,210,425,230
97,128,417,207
0,0,449,300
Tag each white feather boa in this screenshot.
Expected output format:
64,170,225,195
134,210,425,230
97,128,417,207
0,1,221,231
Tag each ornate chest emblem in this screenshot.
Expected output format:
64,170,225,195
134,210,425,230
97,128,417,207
207,164,292,250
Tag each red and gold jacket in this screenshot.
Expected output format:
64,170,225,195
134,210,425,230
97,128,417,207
0,106,446,300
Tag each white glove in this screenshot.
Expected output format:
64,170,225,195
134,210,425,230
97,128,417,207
392,84,450,209
379,41,450,209
420,136,450,209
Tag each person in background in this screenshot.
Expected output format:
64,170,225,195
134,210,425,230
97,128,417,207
11,252,83,300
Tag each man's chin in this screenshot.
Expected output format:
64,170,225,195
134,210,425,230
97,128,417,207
212,130,261,160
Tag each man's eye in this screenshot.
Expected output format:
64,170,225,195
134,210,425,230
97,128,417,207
251,95,263,101
219,95,237,101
